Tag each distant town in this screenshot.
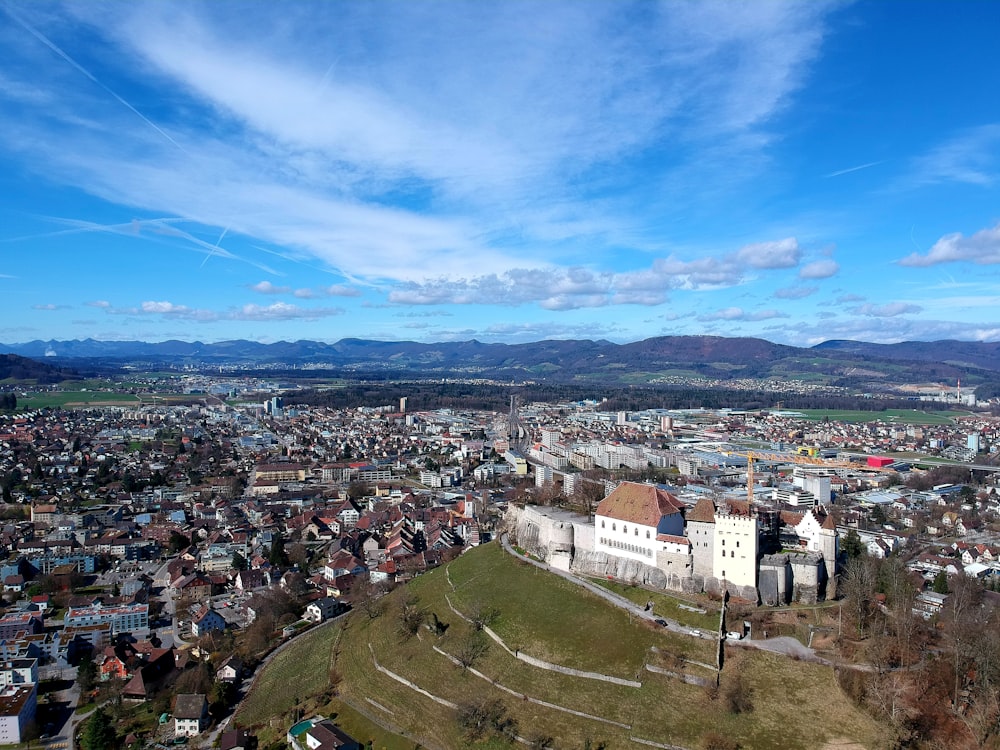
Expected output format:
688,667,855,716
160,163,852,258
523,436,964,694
1,371,1000,749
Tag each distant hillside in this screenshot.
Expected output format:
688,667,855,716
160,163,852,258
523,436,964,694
0,354,79,383
4,335,1000,387
814,338,1000,372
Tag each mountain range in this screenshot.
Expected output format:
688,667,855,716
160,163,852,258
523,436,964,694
2,336,999,389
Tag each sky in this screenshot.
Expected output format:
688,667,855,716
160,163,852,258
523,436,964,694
2,1,1000,348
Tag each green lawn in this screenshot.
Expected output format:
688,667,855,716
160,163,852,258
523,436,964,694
235,622,341,730
586,577,721,631
794,408,964,425
331,542,890,750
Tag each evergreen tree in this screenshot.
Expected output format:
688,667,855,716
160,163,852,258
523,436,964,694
232,551,248,571
76,655,97,694
81,707,116,750
269,533,289,568
841,529,865,560
932,570,950,595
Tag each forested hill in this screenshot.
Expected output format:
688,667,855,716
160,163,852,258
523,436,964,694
4,335,1000,389
0,354,80,383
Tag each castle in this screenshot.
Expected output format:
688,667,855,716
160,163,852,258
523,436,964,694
508,481,838,604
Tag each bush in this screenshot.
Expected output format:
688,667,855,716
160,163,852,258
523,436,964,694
702,732,739,750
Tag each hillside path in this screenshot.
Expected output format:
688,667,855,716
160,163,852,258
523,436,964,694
500,533,826,662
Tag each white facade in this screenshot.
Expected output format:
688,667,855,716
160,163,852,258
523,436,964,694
595,515,658,563
0,684,36,745
713,512,758,589
794,470,832,506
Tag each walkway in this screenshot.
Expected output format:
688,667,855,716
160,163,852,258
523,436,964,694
499,533,827,663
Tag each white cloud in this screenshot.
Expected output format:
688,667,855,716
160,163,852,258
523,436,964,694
293,284,362,299
850,302,922,317
698,307,788,322
32,303,69,311
773,285,818,300
907,124,1000,188
0,2,840,304
735,237,800,269
92,299,343,322
251,281,291,295
898,222,1000,267
799,259,839,279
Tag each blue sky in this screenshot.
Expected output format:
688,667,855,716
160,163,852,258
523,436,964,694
2,1,1000,347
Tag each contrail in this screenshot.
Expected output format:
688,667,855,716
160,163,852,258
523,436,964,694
825,161,883,178
201,225,230,268
3,5,189,155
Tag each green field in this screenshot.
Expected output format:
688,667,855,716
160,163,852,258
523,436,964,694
16,390,195,410
327,542,889,750
235,622,342,730
795,408,966,425
587,577,721,631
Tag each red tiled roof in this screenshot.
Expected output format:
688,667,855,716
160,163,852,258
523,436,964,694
656,534,689,545
686,498,716,524
595,482,684,527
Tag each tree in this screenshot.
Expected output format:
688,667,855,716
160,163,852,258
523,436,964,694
232,551,249,571
456,632,490,671
352,577,387,620
269,533,290,568
288,542,309,569
81,707,116,750
76,654,97,694
169,531,190,553
841,529,865,560
842,556,879,639
932,570,950,595
455,696,517,742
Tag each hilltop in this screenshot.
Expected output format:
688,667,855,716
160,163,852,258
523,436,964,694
3,335,1000,390
257,542,890,750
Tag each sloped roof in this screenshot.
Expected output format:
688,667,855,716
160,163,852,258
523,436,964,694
174,693,207,719
686,498,716,524
595,482,684,527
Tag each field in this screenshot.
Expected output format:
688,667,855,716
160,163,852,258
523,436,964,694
235,622,341,733
323,542,889,750
16,389,195,410
794,408,964,425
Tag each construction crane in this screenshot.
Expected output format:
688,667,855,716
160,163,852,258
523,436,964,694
723,450,862,505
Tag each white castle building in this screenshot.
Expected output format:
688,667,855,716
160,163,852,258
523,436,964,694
509,481,838,604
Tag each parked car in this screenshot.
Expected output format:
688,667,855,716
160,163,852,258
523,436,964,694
726,631,744,640
654,618,668,627
689,629,702,637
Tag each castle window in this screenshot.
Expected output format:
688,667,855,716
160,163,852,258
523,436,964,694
646,530,650,539
601,520,605,528
731,550,735,558
612,524,616,531
635,528,638,536
721,539,725,546
623,525,627,534
722,570,726,577
736,540,740,548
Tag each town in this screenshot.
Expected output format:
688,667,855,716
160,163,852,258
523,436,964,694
1,381,1000,749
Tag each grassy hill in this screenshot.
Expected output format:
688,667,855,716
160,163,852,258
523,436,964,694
247,542,889,749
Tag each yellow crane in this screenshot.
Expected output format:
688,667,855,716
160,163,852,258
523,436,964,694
724,450,861,505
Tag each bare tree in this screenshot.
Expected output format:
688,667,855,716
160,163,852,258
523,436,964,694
469,601,500,632
351,577,388,620
456,631,490,671
942,573,985,711
841,556,879,639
